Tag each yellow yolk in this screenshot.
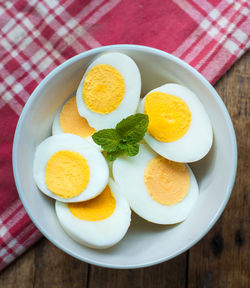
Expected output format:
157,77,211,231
68,185,116,221
59,96,95,138
82,64,125,114
144,91,191,142
45,151,90,198
144,156,190,205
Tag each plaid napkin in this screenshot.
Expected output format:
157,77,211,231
0,0,249,271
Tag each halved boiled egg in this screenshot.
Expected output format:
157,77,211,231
138,83,213,162
55,179,131,249
113,144,199,224
76,52,141,130
52,95,98,148
33,134,109,202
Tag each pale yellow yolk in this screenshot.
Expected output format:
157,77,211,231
82,64,125,114
68,185,116,221
144,91,191,142
144,156,190,205
59,96,95,138
45,151,90,199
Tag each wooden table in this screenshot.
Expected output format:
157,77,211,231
0,52,249,288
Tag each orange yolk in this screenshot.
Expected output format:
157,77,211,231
144,91,191,142
59,96,95,138
144,156,190,205
82,64,125,114
68,185,116,221
45,150,90,199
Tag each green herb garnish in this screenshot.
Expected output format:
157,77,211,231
92,113,149,161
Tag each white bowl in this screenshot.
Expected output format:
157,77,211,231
12,45,237,269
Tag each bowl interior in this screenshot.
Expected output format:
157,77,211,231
13,45,236,268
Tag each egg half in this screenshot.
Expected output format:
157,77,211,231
138,83,213,162
113,144,199,224
76,52,141,130
56,178,131,249
52,95,99,148
33,134,109,202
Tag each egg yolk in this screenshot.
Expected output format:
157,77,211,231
45,151,90,198
68,185,116,221
144,91,191,142
59,96,95,138
82,64,125,114
144,156,190,205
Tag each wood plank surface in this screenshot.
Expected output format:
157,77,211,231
0,239,89,288
88,253,187,288
0,51,249,288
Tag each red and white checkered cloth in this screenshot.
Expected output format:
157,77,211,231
0,0,249,271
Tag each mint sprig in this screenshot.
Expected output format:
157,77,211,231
116,113,149,143
92,113,149,161
91,129,120,152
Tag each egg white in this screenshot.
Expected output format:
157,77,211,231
76,52,141,130
55,179,131,249
113,144,199,224
138,83,213,162
52,96,100,150
33,134,109,202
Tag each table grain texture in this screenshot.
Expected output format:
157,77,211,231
0,51,249,288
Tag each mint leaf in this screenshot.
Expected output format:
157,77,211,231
92,129,120,152
117,142,128,149
106,148,124,161
116,113,149,143
117,142,139,156
124,143,139,156
92,113,148,161
106,143,139,160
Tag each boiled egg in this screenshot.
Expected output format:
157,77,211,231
52,95,98,148
33,133,109,202
138,83,213,162
55,178,131,249
113,144,199,224
76,52,141,130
